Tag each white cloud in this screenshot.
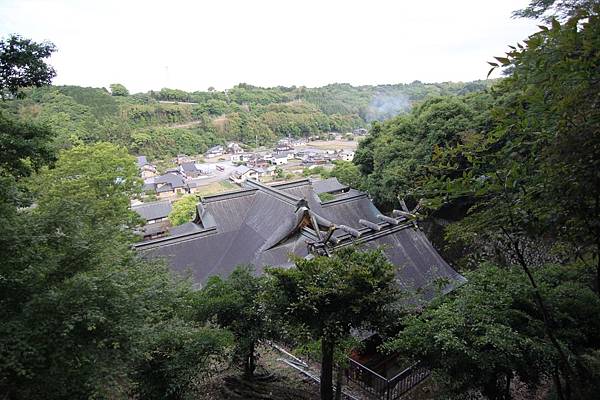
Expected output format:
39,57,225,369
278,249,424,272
0,0,540,93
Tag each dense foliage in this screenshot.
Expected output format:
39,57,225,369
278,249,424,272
0,35,56,99
0,78,492,161
5,1,600,399
194,266,272,378
353,93,494,210
267,247,399,400
1,143,232,399
168,195,199,226
0,45,231,400
386,263,600,399
357,2,600,399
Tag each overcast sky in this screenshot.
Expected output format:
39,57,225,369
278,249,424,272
0,0,540,93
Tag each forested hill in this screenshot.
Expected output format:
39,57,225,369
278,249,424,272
0,80,493,160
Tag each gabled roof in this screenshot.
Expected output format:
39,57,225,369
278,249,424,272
132,200,172,221
233,165,257,176
154,173,186,188
135,179,465,300
180,162,198,172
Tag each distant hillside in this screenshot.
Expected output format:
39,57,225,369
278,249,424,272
148,80,496,122
0,80,496,160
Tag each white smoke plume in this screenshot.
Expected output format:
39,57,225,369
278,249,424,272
364,93,411,122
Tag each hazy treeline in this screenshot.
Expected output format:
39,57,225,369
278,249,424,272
0,80,490,160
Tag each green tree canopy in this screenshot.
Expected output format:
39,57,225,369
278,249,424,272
109,83,129,96
396,5,600,398
168,195,198,226
0,35,56,99
194,266,271,378
329,160,361,188
267,247,399,400
353,93,494,209
1,143,231,399
385,263,600,399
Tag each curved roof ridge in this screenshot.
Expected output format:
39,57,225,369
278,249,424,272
243,179,302,205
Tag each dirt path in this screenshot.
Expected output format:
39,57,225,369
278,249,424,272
212,373,320,400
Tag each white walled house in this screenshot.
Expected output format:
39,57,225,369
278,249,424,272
227,142,244,154
339,150,355,161
205,145,225,158
230,165,259,183
271,155,288,165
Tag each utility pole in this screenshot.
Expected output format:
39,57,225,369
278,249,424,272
254,134,258,168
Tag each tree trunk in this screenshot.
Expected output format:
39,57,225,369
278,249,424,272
553,369,565,400
501,227,575,385
244,342,256,379
594,185,600,297
320,339,335,400
504,372,512,400
334,365,344,400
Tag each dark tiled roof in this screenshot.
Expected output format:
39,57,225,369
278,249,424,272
312,177,349,194
169,221,204,236
132,201,172,221
154,173,187,192
136,179,464,298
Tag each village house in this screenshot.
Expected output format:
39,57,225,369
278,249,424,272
135,178,465,398
205,145,225,158
275,143,294,153
249,157,270,169
178,162,216,179
187,179,206,194
132,200,172,240
227,142,244,154
136,155,158,179
144,173,189,199
270,154,288,166
274,150,295,160
196,163,217,175
230,165,259,183
230,152,253,163
338,150,355,161
178,162,202,179
302,153,327,165
140,164,157,179
312,177,350,196
255,166,277,179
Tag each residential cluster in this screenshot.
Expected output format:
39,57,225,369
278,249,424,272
137,138,356,198
132,136,358,239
